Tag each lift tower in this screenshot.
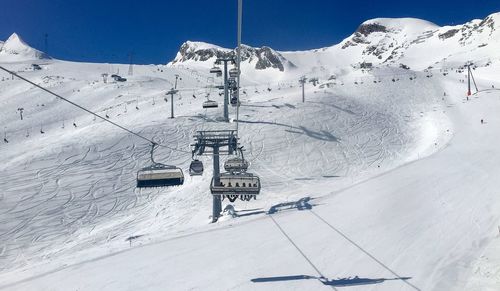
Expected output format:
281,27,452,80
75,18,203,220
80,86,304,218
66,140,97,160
215,56,236,122
192,130,238,222
467,63,478,97
299,76,307,103
166,88,178,118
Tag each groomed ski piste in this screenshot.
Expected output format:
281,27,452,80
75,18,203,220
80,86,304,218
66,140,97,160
1,14,500,291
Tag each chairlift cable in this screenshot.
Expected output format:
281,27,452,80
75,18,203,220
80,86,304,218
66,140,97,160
0,65,190,154
309,210,421,291
269,215,337,290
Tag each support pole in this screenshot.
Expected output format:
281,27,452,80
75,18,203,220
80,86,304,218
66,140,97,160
170,92,174,118
236,0,242,136
299,76,307,103
167,88,178,119
223,61,229,121
212,145,222,222
302,82,305,103
467,65,471,96
470,66,479,93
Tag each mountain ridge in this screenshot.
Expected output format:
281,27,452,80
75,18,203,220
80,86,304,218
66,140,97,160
169,12,500,73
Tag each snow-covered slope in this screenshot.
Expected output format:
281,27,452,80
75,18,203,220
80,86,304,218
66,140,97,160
0,33,49,63
1,12,500,291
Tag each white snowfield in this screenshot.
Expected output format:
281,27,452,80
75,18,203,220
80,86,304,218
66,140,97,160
1,13,500,291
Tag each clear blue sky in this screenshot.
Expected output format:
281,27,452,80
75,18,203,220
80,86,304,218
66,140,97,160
1,0,499,64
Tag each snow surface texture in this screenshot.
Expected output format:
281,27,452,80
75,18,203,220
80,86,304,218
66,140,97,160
1,13,500,291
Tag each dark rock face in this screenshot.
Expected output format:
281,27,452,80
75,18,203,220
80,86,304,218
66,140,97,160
341,23,386,49
438,29,459,40
399,63,410,70
251,46,288,71
172,42,295,71
175,43,232,62
356,23,388,36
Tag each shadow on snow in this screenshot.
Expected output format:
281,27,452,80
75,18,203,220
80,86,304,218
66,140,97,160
251,275,412,287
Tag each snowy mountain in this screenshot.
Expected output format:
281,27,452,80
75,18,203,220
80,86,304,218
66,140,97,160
171,13,500,76
2,12,500,291
0,33,50,62
169,41,296,71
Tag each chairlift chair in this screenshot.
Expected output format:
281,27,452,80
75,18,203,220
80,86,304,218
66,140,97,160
210,172,261,197
210,66,222,75
224,156,248,172
224,147,248,172
229,68,239,78
136,143,184,188
137,164,184,187
202,100,218,108
189,159,204,176
230,96,239,106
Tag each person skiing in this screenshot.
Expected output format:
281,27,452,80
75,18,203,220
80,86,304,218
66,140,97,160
481,119,484,124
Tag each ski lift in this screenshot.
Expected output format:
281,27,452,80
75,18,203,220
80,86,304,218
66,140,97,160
210,172,261,201
229,68,239,78
189,159,204,176
203,100,218,108
224,147,249,173
210,66,222,75
230,96,239,106
136,143,184,188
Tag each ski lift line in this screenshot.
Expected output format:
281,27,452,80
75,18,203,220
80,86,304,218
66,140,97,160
269,215,338,290
309,210,421,291
0,66,190,154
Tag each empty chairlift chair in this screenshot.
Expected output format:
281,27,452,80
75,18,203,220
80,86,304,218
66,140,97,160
229,68,239,78
224,156,248,173
224,147,249,173
137,164,184,187
189,159,204,176
210,66,222,75
136,143,184,188
202,100,218,108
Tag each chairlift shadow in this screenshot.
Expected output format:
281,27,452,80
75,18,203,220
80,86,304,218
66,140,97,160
298,126,339,142
251,275,412,287
223,205,267,218
267,197,316,215
238,119,340,143
308,101,356,115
